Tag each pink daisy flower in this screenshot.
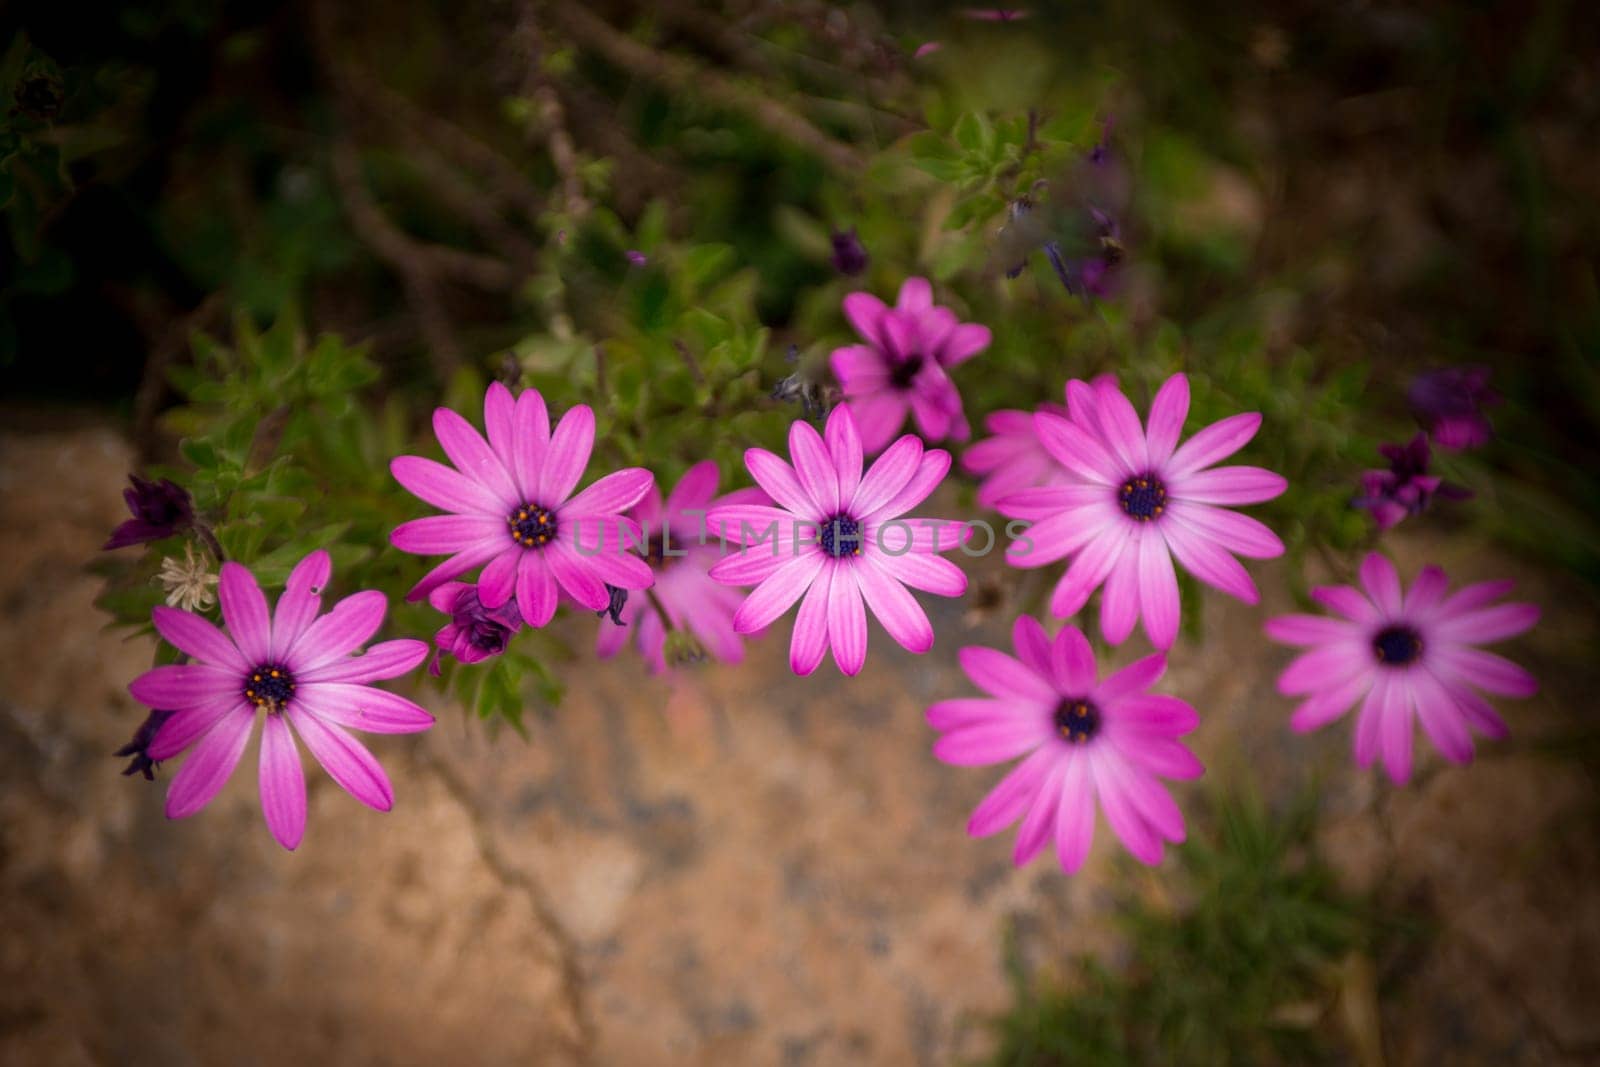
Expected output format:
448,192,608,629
998,373,1287,648
706,405,968,676
829,276,992,454
597,461,770,674
1265,553,1540,783
929,617,1202,873
126,550,434,850
390,382,655,627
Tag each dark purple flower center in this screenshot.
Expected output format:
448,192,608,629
889,355,925,390
1054,698,1102,744
1119,475,1167,521
820,514,863,559
1372,626,1422,666
508,504,558,549
244,664,295,712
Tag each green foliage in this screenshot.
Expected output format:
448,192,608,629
986,791,1390,1066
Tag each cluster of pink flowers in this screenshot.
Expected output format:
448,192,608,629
117,270,1537,870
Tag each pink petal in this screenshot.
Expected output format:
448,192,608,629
1288,671,1371,733
1093,653,1166,704
299,639,429,684
789,566,833,675
483,382,520,488
288,591,387,673
826,405,864,506
218,562,272,664
1439,677,1510,740
734,552,825,633
129,665,241,709
851,435,923,517
165,708,254,819
1099,544,1142,645
517,551,559,627
927,697,1010,731
1012,615,1053,675
790,418,840,516
831,343,889,387
1264,614,1359,647
1170,466,1286,505
1050,625,1098,695
296,683,435,734
564,468,654,517
935,715,1050,766
1013,761,1068,866
546,544,609,611
1035,412,1122,483
842,291,890,348
1006,511,1108,568
1049,528,1128,617
272,550,333,660
997,484,1111,521
1113,694,1201,735
287,708,394,811
936,323,991,367
1167,503,1283,559
1353,673,1390,769
148,700,240,761
855,560,933,654
1065,379,1105,436
1092,382,1149,475
872,551,966,597
966,747,1054,837
896,276,933,311
745,449,817,518
1093,758,1162,865
539,405,595,506
403,539,505,603
960,646,1058,703
1144,373,1189,468
1431,647,1538,698
866,449,951,521
1359,553,1404,618
1438,579,1517,617
513,387,551,500
390,515,506,554
1137,531,1181,649
152,606,247,673
1052,757,1096,873
828,571,869,674
1433,603,1540,644
1378,674,1415,783
1162,522,1259,605
666,460,721,517
1402,564,1451,617
390,456,506,516
434,406,519,505
707,502,803,545
844,392,909,454
708,548,793,586
574,543,654,590
1277,644,1366,695
1406,669,1474,765
258,713,306,850
1120,768,1187,843
477,548,521,609
1166,412,1261,477
1310,584,1379,624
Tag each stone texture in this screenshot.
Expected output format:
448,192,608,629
1,422,1596,1066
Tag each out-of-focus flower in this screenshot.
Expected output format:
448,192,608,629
597,461,769,674
929,617,1202,873
1266,554,1539,783
707,406,967,676
912,41,944,58
126,551,433,850
390,382,655,627
1408,366,1501,451
998,126,1129,299
998,374,1286,648
115,708,177,780
104,474,193,550
625,249,648,267
1354,432,1472,530
426,581,524,675
829,276,992,453
156,543,220,613
830,228,869,276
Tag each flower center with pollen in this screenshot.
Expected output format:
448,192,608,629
888,354,924,390
819,515,863,559
508,504,558,548
244,665,295,713
1372,625,1422,666
1119,475,1167,522
1053,698,1101,744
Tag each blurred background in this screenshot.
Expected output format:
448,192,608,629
2,1,1597,1064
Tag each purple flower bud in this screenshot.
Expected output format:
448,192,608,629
1353,432,1472,531
104,475,194,550
830,228,870,276
115,708,177,780
426,582,524,675
596,584,629,627
1408,366,1501,451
